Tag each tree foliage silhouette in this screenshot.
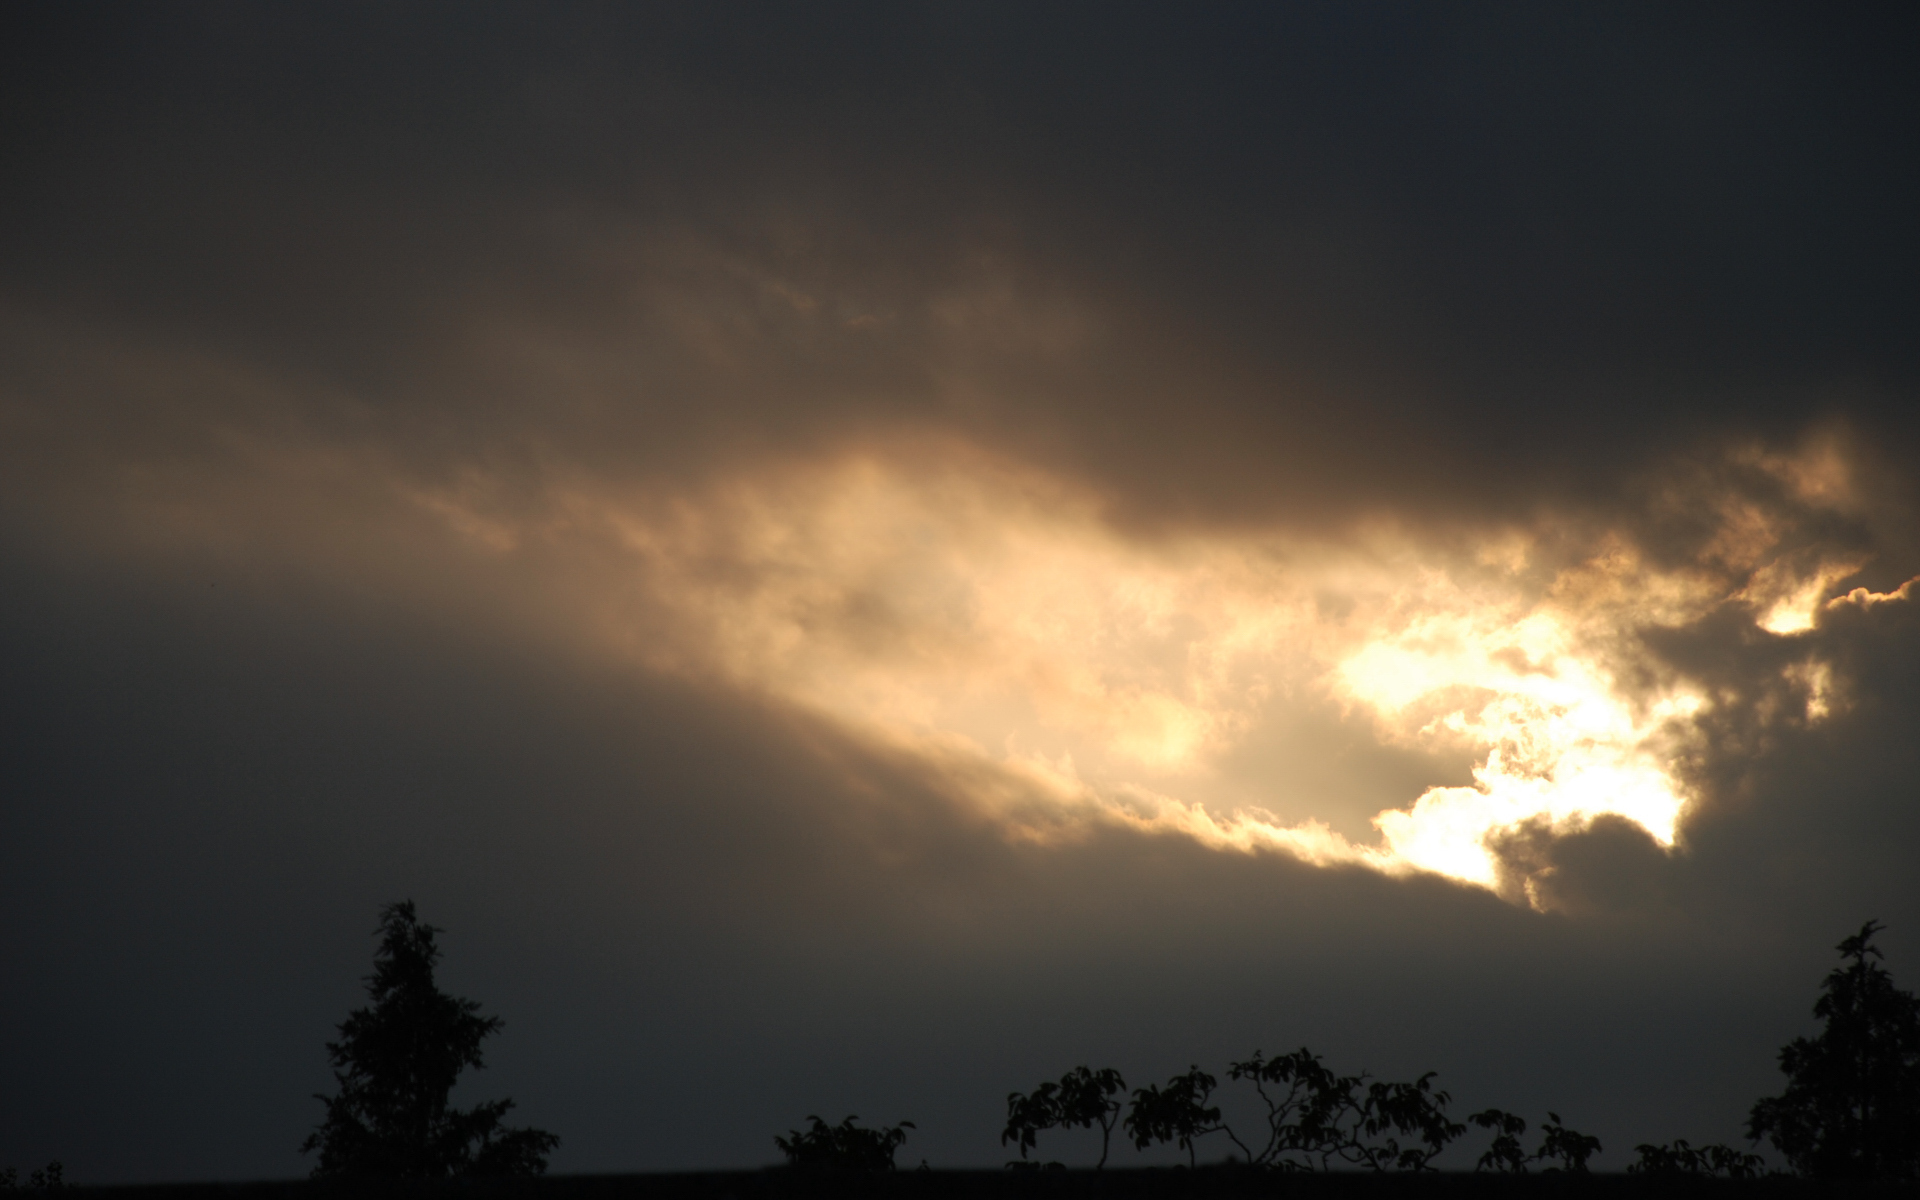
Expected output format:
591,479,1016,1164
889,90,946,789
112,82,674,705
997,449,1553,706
302,901,558,1179
1748,920,1920,1178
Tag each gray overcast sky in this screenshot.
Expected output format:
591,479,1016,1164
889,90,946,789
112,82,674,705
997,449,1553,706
3,3,1919,1183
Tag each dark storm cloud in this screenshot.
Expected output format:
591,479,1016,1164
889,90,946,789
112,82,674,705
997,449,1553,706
5,3,1917,524
4,3,1920,1184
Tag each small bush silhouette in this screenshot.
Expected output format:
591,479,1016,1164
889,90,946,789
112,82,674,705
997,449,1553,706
302,901,558,1179
1532,1111,1603,1172
775,1115,914,1172
1630,1139,1768,1179
1463,1109,1604,1173
1748,919,1920,1178
0,1162,67,1192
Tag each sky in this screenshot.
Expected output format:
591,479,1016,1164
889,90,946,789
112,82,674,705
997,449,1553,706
3,3,1919,1183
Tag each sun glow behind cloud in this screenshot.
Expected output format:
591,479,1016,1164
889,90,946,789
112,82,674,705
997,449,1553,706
236,416,1896,910
393,440,1867,905
6,238,1895,910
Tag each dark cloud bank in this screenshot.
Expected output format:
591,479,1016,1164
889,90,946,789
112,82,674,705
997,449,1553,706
2,3,1918,1182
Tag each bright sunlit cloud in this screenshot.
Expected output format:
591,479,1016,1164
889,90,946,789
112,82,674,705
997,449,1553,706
395,439,1895,906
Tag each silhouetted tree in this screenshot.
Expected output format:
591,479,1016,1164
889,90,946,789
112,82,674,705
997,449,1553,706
1125,1067,1242,1167
1228,1048,1366,1169
1003,1066,1126,1168
1748,920,1920,1178
1057,1067,1128,1168
1227,1049,1464,1171
775,1115,914,1171
302,901,558,1179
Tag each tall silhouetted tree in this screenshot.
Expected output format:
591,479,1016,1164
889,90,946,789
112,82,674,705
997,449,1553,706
1748,920,1920,1178
302,901,558,1179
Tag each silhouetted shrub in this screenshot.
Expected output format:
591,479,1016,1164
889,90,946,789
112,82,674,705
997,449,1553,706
1469,1109,1530,1172
0,1162,67,1192
302,901,559,1180
1533,1111,1602,1172
1630,1139,1768,1179
1361,1072,1467,1170
1462,1110,1603,1173
1748,920,1920,1178
776,1115,914,1172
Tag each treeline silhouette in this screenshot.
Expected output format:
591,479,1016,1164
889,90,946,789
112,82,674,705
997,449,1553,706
778,921,1918,1182
15,911,1912,1191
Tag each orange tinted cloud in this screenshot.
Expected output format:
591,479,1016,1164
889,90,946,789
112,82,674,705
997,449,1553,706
3,309,1895,909
381,437,1892,906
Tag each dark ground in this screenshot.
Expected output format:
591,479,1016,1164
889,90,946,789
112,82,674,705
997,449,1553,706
57,1172,1913,1200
